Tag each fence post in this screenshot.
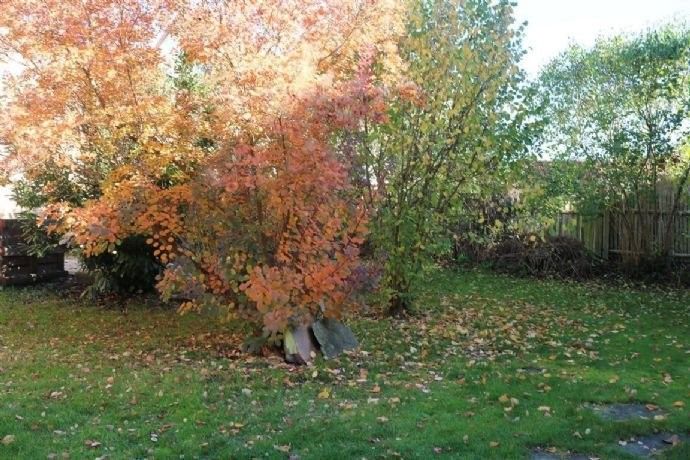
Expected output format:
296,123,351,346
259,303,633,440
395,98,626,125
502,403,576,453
602,211,610,260
557,213,563,236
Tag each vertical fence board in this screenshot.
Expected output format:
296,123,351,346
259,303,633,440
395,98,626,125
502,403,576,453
553,186,690,260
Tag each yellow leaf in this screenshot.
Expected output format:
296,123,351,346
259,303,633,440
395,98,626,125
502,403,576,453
273,444,290,453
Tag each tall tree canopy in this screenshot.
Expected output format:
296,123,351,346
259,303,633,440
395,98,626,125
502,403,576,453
538,25,690,258
358,0,535,314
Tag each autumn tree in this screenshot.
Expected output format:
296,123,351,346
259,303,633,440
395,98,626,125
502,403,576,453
0,0,405,334
0,0,197,294
357,0,536,314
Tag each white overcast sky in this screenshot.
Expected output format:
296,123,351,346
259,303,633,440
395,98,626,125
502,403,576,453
515,0,690,77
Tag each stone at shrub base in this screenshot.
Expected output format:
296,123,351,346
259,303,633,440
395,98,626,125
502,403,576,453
312,318,358,359
284,325,318,365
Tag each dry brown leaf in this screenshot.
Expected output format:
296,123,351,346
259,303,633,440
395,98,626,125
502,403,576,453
1,435,15,446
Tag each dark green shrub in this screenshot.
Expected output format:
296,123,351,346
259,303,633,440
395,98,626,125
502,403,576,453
11,165,161,297
490,235,597,279
81,236,162,297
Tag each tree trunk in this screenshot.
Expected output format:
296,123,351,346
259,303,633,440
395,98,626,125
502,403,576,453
388,292,410,318
386,264,413,317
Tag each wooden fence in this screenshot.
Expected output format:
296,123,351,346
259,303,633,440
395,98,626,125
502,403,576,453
0,219,67,286
552,190,690,260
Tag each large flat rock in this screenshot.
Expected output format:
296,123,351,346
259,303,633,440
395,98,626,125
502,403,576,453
312,318,358,359
616,433,688,458
284,325,318,365
531,448,593,459
587,403,666,421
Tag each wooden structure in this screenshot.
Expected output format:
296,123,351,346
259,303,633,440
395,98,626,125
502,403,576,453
0,219,67,286
552,187,690,260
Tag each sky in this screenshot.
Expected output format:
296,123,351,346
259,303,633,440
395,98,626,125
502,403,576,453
515,0,690,77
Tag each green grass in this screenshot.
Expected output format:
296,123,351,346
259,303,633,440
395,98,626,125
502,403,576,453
1,269,688,459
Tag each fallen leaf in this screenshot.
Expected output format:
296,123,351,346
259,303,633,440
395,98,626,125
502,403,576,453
489,441,500,448
1,435,15,446
664,435,680,446
537,406,552,416
317,387,331,399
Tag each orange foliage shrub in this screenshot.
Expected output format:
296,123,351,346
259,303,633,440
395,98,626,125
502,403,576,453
0,0,405,332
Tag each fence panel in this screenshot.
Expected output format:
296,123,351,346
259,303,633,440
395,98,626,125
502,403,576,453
553,186,690,260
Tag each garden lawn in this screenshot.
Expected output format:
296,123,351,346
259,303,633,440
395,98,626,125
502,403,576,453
0,270,688,459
